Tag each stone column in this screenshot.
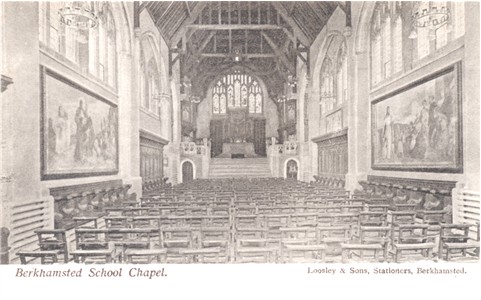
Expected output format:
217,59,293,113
345,49,370,191
463,2,480,190
117,28,141,196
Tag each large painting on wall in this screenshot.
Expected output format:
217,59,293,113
371,63,462,173
41,67,119,180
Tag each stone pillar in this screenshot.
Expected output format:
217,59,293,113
117,28,141,196
345,49,370,191
463,2,480,190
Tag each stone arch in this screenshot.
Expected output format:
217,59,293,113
140,31,169,93
311,31,347,96
354,2,376,54
179,159,196,183
284,158,300,179
110,2,133,55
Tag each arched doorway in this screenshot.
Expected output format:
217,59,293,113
286,159,299,180
181,160,194,183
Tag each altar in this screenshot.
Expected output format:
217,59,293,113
218,142,257,158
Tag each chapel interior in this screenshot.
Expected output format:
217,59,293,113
0,1,479,264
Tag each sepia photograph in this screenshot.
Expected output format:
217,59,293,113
0,1,480,299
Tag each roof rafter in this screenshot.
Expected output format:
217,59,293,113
261,32,295,75
271,2,311,47
169,2,207,48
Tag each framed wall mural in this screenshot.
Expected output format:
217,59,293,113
371,63,462,173
41,67,119,180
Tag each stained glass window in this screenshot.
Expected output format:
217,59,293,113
212,73,262,114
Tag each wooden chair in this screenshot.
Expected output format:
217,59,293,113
390,204,418,211
125,248,167,264
118,227,167,264
279,227,318,262
290,213,318,227
283,244,327,263
358,212,388,227
161,227,194,263
235,226,277,263
179,247,223,263
342,226,391,262
71,229,118,263
392,224,436,262
16,229,69,264
17,250,60,264
390,211,418,243
200,227,230,262
439,223,480,261
317,225,351,261
418,210,447,225
365,204,390,212
234,214,260,228
104,216,129,228
236,205,258,215
131,216,162,229
73,216,101,229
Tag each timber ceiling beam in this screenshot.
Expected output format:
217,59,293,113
261,32,295,75
198,53,277,58
197,31,216,53
138,2,148,13
169,2,207,48
271,2,311,47
186,24,286,31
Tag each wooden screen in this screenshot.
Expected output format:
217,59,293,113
140,136,164,191
316,131,348,177
253,118,266,156
210,119,224,157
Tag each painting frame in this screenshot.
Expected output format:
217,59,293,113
371,62,463,173
40,66,119,180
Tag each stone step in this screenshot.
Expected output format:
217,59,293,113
210,166,270,170
208,158,271,179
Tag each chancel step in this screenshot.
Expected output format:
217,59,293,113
208,158,271,178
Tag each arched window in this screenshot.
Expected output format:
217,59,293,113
212,72,262,114
39,2,117,89
370,2,403,85
139,37,161,116
319,58,335,117
336,42,348,106
370,1,465,86
319,36,347,135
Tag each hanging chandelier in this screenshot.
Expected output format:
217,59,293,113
409,2,450,39
412,3,450,28
59,3,98,30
